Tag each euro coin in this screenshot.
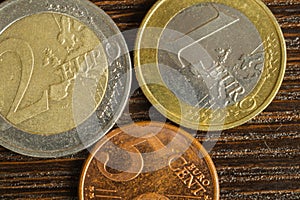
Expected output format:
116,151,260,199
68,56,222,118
135,0,286,131
0,0,131,157
79,122,219,200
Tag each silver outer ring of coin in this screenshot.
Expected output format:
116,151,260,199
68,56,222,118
0,0,132,157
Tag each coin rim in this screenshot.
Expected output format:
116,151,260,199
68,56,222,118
0,0,132,157
79,121,220,200
134,0,286,131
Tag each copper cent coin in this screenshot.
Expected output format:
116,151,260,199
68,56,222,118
79,122,219,200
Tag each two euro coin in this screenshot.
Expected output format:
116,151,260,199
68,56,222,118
0,0,131,157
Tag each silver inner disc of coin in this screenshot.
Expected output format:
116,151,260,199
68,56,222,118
158,3,264,108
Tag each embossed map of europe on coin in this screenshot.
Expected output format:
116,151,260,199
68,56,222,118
0,0,131,157
159,3,264,109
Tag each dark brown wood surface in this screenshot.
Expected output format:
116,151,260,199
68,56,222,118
0,0,299,199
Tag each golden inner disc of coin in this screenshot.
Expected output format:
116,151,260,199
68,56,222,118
0,13,108,135
135,0,286,131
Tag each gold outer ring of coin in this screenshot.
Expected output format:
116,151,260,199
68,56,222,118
134,0,286,131
79,121,219,199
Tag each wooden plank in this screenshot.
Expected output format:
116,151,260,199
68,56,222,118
0,0,299,199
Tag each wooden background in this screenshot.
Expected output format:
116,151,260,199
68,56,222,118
0,0,299,199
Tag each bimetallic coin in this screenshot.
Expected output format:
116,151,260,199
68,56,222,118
135,0,286,131
0,0,131,157
79,122,219,200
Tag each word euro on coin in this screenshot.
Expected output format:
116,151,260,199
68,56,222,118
79,122,219,200
135,0,286,131
0,0,131,157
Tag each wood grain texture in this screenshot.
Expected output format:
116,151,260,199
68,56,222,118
0,0,299,199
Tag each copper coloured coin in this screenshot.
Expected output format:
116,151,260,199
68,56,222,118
79,122,219,200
